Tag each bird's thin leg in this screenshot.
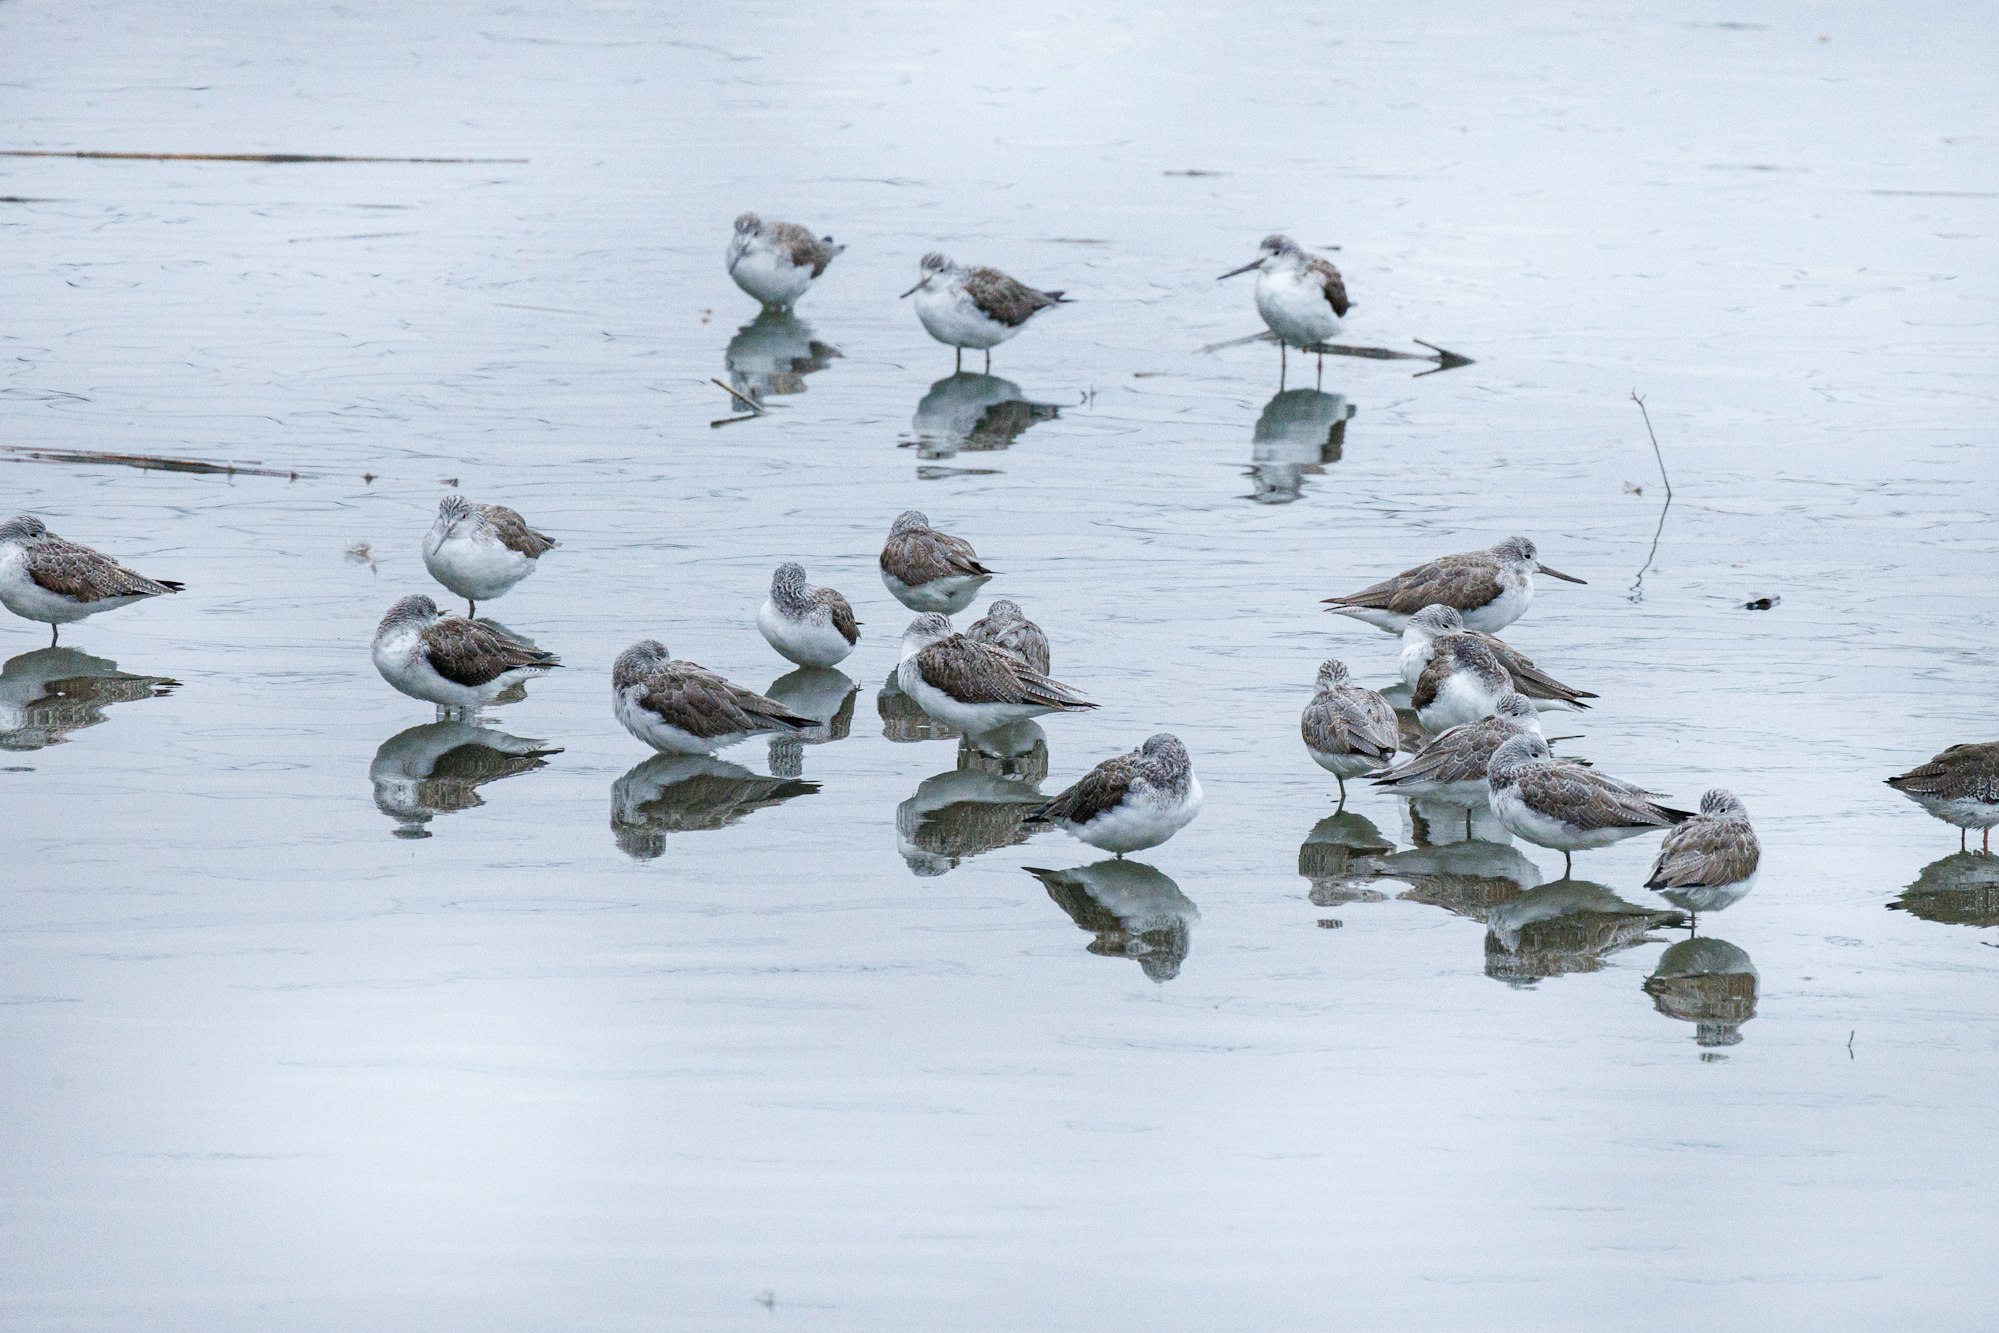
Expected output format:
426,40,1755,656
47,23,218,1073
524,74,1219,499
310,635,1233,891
1563,850,1573,878
1316,350,1324,389
1280,342,1288,388
50,624,58,647
1987,828,1992,854
1335,775,1347,808
983,349,991,374
1964,829,1970,852
468,600,477,619
954,348,962,373
1464,807,1473,839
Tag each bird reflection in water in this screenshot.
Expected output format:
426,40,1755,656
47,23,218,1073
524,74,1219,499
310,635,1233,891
1028,860,1199,983
1644,937,1759,1051
611,753,819,860
0,647,178,751
878,666,960,743
725,309,841,402
895,722,1048,876
762,666,856,777
907,373,1062,461
370,721,560,839
1246,389,1354,504
1888,851,1999,928
1298,810,1394,907
1372,838,1543,923
1483,880,1684,985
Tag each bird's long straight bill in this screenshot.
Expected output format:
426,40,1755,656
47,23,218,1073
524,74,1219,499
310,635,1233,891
1216,261,1260,280
898,281,921,298
1537,563,1587,584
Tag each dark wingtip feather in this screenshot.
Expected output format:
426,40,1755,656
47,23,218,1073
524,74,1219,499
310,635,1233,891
158,580,186,593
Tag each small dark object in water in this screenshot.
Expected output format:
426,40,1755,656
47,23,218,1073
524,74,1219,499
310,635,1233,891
1317,918,1343,929
1744,595,1780,611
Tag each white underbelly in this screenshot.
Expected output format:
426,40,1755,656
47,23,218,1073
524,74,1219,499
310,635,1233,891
882,569,989,614
615,687,741,753
0,561,124,624
758,600,854,667
730,248,813,307
1073,779,1202,854
376,642,511,708
897,658,1044,735
1399,639,1434,688
1462,582,1530,633
1311,748,1382,780
915,290,1015,350
1658,873,1758,915
424,535,534,602
1331,605,1408,634
1418,673,1500,731
1493,787,1649,852
1255,273,1341,347
1912,792,1999,830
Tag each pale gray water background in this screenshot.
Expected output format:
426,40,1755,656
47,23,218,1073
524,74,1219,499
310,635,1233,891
3,1,1997,1327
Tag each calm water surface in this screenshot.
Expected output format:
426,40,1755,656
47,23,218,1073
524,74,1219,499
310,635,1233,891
4,1,1997,1327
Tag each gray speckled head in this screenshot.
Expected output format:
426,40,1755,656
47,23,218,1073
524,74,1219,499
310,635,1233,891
437,494,473,527
1494,535,1538,565
613,639,670,689
378,594,439,634
890,510,930,534
1408,604,1466,637
1701,789,1748,818
903,613,954,645
1258,233,1300,257
919,252,954,275
1315,659,1349,688
734,211,761,234
1140,733,1190,768
771,561,811,611
1487,732,1552,779
0,514,47,543
1495,693,1540,725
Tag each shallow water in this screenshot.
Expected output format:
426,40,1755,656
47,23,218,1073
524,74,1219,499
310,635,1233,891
4,1,1998,1327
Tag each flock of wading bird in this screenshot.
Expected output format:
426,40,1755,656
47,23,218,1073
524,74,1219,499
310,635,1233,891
4,215,1996,879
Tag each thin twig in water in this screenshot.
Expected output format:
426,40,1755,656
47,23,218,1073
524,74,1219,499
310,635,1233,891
0,444,304,478
1628,391,1674,603
0,150,526,164
710,378,765,414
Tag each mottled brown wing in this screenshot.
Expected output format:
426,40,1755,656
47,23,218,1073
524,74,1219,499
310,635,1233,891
1328,553,1502,616
1516,765,1686,832
1392,719,1507,786
1475,633,1597,704
1348,689,1400,757
815,587,860,645
423,620,557,687
641,663,812,739
767,221,837,277
969,616,1051,676
1035,754,1137,826
963,266,1062,327
1309,256,1351,318
1647,817,1761,890
1411,653,1451,713
883,530,992,583
27,538,179,602
916,637,1090,709
479,504,558,558
1890,742,1999,801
